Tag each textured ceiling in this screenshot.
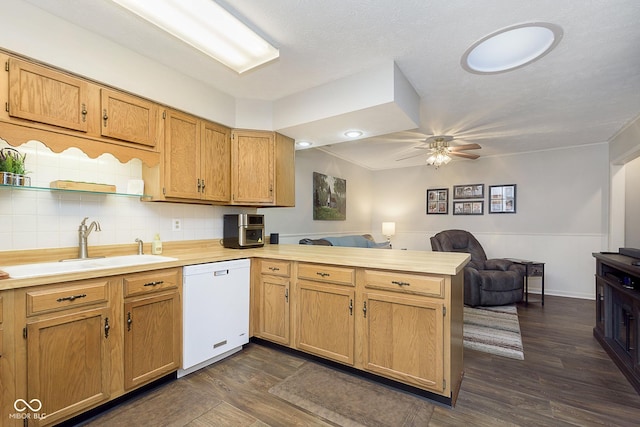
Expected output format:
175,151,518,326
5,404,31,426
22,0,640,170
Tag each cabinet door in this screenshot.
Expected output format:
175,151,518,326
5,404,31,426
201,121,231,202
164,110,201,199
124,292,181,390
296,280,355,365
259,274,290,345
100,88,158,147
231,130,274,205
26,307,110,426
363,292,444,392
8,58,88,132
595,278,606,335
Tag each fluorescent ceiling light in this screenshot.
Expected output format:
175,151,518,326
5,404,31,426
344,130,363,138
110,0,279,73
461,23,562,74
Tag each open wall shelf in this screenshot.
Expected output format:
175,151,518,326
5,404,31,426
0,183,149,199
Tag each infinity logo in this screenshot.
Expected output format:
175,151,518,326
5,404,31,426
14,399,42,412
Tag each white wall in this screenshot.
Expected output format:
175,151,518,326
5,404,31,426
626,155,640,248
369,144,609,300
262,144,609,299
259,149,373,243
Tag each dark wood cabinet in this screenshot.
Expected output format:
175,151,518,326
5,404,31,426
593,253,640,394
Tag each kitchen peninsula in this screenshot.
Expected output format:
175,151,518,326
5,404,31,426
0,243,469,425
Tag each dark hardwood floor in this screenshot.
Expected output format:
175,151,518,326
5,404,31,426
79,295,640,426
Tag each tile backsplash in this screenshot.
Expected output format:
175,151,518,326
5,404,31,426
1,139,244,251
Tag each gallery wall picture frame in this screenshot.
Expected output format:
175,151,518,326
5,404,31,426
453,201,484,215
489,184,517,214
427,188,449,214
453,184,484,199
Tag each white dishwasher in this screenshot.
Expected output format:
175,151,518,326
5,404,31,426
178,258,250,378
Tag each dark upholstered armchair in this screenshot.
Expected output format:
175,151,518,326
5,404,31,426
430,229,525,307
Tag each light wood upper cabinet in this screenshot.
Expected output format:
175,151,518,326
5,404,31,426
142,111,232,203
231,130,275,205
201,121,231,202
8,58,89,132
230,130,295,206
100,88,158,147
162,109,201,200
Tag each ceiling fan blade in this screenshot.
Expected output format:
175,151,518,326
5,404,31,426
448,143,481,152
450,151,480,160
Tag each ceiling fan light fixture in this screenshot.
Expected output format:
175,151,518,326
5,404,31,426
461,22,563,74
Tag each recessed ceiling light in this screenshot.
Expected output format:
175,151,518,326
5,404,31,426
461,23,562,74
296,141,313,148
344,130,363,138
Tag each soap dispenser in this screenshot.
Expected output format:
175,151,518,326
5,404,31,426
151,234,163,255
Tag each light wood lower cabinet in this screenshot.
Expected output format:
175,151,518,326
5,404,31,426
7,268,182,427
296,280,355,365
20,279,113,427
123,269,181,390
251,261,463,402
362,292,444,391
295,263,356,365
123,292,180,390
26,307,111,426
255,259,291,345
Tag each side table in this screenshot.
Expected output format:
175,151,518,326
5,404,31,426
505,258,545,306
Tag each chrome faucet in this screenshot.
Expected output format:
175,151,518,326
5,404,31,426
78,217,101,259
135,238,144,255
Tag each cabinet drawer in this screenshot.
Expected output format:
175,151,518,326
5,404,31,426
298,263,355,286
363,270,444,298
26,280,109,316
123,268,179,297
261,259,291,277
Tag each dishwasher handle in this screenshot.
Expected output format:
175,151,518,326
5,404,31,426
213,269,229,276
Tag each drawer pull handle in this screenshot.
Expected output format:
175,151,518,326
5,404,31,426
57,293,87,302
269,266,280,271
144,280,164,287
391,281,410,286
127,312,132,331
316,272,330,278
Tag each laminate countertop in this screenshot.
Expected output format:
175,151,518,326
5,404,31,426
0,243,470,290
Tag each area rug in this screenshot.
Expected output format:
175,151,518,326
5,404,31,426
463,304,524,360
269,363,434,426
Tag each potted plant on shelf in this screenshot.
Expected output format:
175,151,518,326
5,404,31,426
0,147,30,186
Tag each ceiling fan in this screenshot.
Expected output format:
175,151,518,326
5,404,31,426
396,135,481,167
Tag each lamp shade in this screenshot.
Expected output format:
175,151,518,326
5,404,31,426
382,222,396,237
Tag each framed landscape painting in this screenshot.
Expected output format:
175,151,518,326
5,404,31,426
313,172,347,220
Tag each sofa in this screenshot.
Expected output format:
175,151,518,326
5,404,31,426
430,229,525,307
299,234,391,248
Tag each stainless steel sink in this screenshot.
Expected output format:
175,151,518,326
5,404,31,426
2,255,177,279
